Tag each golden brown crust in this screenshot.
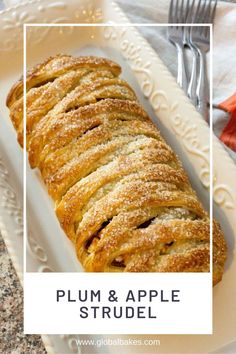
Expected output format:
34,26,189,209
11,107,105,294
6,54,121,108
6,55,122,146
6,54,227,284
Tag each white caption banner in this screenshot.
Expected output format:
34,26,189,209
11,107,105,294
24,273,212,334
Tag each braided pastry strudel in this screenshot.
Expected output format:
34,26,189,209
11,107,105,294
6,54,227,284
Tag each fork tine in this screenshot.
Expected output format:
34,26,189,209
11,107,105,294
202,0,211,37
210,0,217,23
180,0,184,21
198,0,207,24
184,0,194,40
180,0,192,23
193,0,202,22
200,0,210,36
184,0,195,23
186,0,195,22
201,1,210,35
180,0,185,22
203,0,217,37
176,0,180,23
191,0,203,38
203,0,212,23
205,0,217,38
185,0,190,21
168,0,174,23
168,0,196,25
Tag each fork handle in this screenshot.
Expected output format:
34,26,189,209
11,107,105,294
176,43,188,94
187,45,198,107
196,49,209,122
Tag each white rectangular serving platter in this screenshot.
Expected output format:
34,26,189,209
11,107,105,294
0,1,236,353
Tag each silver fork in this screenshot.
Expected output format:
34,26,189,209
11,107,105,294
190,0,217,121
184,0,201,106
168,0,189,93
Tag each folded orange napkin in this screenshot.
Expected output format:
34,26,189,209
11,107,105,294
218,93,236,152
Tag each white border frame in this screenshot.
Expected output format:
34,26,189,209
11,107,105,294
23,21,213,276
23,23,213,335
